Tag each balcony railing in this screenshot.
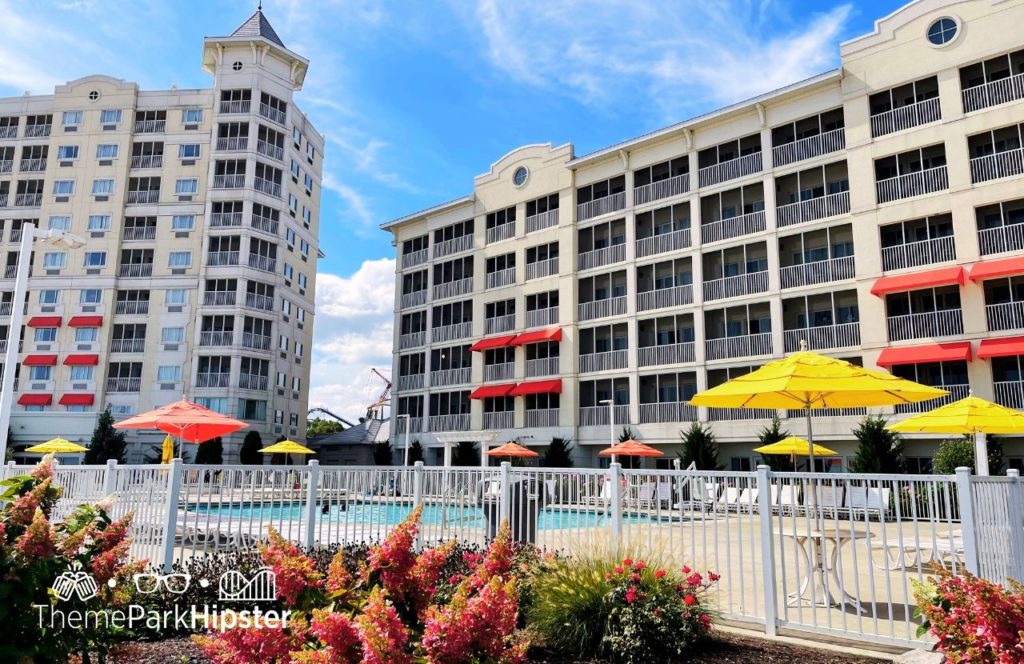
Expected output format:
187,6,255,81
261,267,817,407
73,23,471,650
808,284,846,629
114,300,148,315
239,373,269,391
635,228,690,258
783,322,860,352
394,417,423,434
433,277,472,300
700,210,766,244
895,384,969,414
213,174,245,189
772,127,845,167
525,356,559,377
526,409,558,427
526,307,558,328
118,263,152,278
431,367,470,387
433,234,472,258
986,301,1024,332
881,236,955,272
698,152,762,188
254,177,282,198
970,148,1024,184
203,291,237,306
579,349,628,373
887,309,964,342
0,126,14,139
207,251,240,266
106,377,141,393
637,284,692,312
638,342,694,367
634,173,689,206
963,72,1024,113
219,99,251,114
780,256,854,289
134,119,166,133
786,407,866,418
483,411,514,430
0,193,6,207
245,292,273,310
776,191,849,228
578,243,625,270
525,209,559,234
248,215,279,236
19,158,46,172
706,332,773,360
994,380,1024,409
14,193,42,207
0,160,10,174
578,296,627,321
109,338,145,353
702,270,768,301
256,140,284,161
3,265,16,278
978,224,1024,256
639,402,698,424
579,404,630,427
130,154,162,169
242,332,272,350
399,331,425,349
248,254,277,272
876,166,948,204
576,192,625,221
430,413,469,432
708,407,776,421
196,373,231,388
24,124,50,137
484,313,515,334
123,226,156,241
432,321,472,342
485,222,515,244
526,257,558,280
397,374,424,392
210,211,243,228
401,248,429,268
870,97,940,137
126,190,159,205
401,290,427,309
259,103,287,125
199,330,234,346
484,362,514,382
216,137,248,151
486,267,516,288
0,302,11,315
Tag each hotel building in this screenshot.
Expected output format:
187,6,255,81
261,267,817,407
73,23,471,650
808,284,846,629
0,10,323,461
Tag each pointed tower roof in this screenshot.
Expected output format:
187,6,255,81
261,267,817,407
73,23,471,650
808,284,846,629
231,9,286,49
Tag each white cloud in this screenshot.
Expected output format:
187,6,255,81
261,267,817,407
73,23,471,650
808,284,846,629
316,257,395,317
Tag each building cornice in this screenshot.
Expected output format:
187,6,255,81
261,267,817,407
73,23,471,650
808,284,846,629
380,195,475,231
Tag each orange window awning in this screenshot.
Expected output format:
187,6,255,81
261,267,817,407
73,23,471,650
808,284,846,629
68,315,103,327
978,336,1024,359
876,341,972,367
59,394,95,406
870,266,965,296
509,379,562,396
18,394,52,406
27,316,62,327
63,354,99,366
22,354,57,366
968,256,1024,282
511,327,562,346
470,383,516,399
469,335,517,352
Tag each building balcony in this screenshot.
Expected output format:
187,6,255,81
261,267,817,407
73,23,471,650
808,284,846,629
634,173,689,206
219,99,251,114
207,251,240,266
0,193,7,207
216,137,248,152
259,103,287,126
869,97,940,137
256,140,284,161
978,224,1024,256
579,404,630,427
876,166,948,204
698,152,762,188
881,236,955,272
399,331,425,349
248,254,277,273
123,226,156,241
114,300,148,315
14,193,42,207
635,228,691,259
526,257,558,280
970,148,1024,184
251,214,279,236
637,284,693,312
483,411,513,430
887,309,963,342
783,322,860,353
708,407,776,421
130,154,163,169
525,408,558,427
484,313,515,334
433,235,472,258
525,209,559,234
578,244,625,271
484,362,514,382
638,342,695,367
206,212,242,230
780,256,854,289
0,302,11,315
106,377,141,393
526,307,558,328
0,159,10,174
701,210,766,244
401,290,427,309
702,270,768,302
24,124,50,138
394,416,423,434
254,177,282,198
118,263,152,278
986,301,1024,332
110,339,145,353
579,349,628,373
994,380,1024,409
3,265,16,278
126,190,159,205
432,321,472,343
10,230,23,245
525,357,559,377
19,158,46,172
639,402,697,424
577,192,625,221
245,292,274,311
772,127,845,168
433,277,472,300
199,331,234,346
0,126,14,139
212,174,245,189
134,119,166,133
894,384,969,414
397,374,424,392
578,296,627,321
196,373,231,388
785,407,866,418
962,73,1024,113
776,191,849,228
401,247,429,268
706,332,773,361
431,367,470,387
485,222,515,244
430,413,469,432
242,332,272,350
239,373,269,391
486,267,516,289
203,291,237,306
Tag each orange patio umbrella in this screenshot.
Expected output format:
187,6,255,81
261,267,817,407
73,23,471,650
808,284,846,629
485,442,540,458
598,439,663,458
115,399,249,456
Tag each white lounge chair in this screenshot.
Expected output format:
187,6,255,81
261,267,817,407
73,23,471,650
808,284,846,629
717,486,741,510
847,486,891,520
811,484,845,516
737,487,759,511
777,484,799,514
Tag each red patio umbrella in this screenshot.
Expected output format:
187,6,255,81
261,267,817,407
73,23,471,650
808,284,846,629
115,399,248,452
485,442,540,458
598,439,663,458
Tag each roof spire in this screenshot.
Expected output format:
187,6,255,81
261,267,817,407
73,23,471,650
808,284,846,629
257,1,262,10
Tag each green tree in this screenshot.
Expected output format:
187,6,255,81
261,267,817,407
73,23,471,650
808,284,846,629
373,440,393,466
194,437,224,464
677,422,723,470
306,418,344,437
756,416,792,471
407,440,424,465
849,416,906,474
452,440,479,466
617,426,637,443
84,409,127,464
987,435,1006,475
239,431,263,465
933,434,1005,475
542,437,574,468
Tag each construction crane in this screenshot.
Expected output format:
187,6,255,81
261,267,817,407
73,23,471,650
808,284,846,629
306,407,356,428
366,368,392,421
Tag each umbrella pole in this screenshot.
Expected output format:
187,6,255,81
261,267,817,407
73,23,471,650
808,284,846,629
805,406,815,473
975,429,990,476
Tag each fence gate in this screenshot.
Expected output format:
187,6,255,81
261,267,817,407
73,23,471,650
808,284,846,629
970,470,1024,585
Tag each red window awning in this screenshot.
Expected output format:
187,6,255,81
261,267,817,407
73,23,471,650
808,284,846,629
509,379,562,396
510,327,562,346
18,394,52,406
978,336,1024,359
68,315,103,327
968,257,1024,282
63,354,99,366
469,335,518,352
470,383,516,399
870,266,965,296
22,354,57,366
27,316,62,327
59,394,95,406
876,342,972,367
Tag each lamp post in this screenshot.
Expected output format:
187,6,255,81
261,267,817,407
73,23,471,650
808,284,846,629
397,413,411,466
600,398,615,464
0,224,87,463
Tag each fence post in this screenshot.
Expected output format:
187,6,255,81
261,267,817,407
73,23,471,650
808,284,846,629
499,462,511,528
954,467,979,575
103,459,118,498
6,459,15,479
161,458,183,573
304,460,319,551
412,461,424,550
609,462,623,545
756,465,778,637
1006,469,1024,582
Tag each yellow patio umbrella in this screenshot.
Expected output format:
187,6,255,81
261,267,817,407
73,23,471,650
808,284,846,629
754,436,837,471
160,434,175,465
25,438,88,454
888,395,1024,475
259,439,315,466
690,346,948,470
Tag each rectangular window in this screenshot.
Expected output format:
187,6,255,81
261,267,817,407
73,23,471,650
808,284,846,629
168,251,192,268
91,179,114,195
302,207,311,224
157,366,181,382
277,372,287,388
288,193,298,211
178,143,201,159
195,397,229,415
283,263,294,280
74,328,97,343
279,335,289,351
96,144,119,159
34,327,56,342
306,142,314,159
29,366,52,381
61,111,83,126
274,409,285,425
290,160,300,177
286,228,296,246
83,251,106,267
295,341,304,357
57,145,79,160
182,108,203,124
43,252,67,269
175,178,198,194
304,173,313,190
100,109,122,124
38,289,59,304
161,326,184,343
298,273,307,289
171,214,195,230
70,365,94,381
48,216,71,231
282,299,292,315
80,289,101,304
293,127,301,144
292,376,301,391
300,239,309,257
165,288,187,305
87,214,111,230
53,180,75,195
289,413,299,427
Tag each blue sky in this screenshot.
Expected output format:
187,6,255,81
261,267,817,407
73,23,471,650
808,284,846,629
0,0,905,421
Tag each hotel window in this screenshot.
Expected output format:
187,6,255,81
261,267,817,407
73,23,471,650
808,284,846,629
283,263,294,280
34,327,56,342
277,372,287,388
108,404,134,416
171,214,195,230
295,341,304,357
175,178,198,194
303,173,313,191
237,398,267,421
195,397,229,414
168,251,192,268
100,109,122,124
302,207,311,225
279,334,289,351
292,376,301,391
96,144,119,159
70,365,94,381
298,273,307,289
306,142,314,159
91,179,114,195
61,111,83,127
38,289,59,305
292,127,301,144
74,328,97,343
297,308,306,323
48,216,71,231
282,299,292,316
178,143,201,159
28,366,52,381
157,366,181,382
83,251,106,267
161,326,184,343
87,214,111,230
80,289,101,304
57,145,79,160
275,409,284,425
300,239,309,257
165,288,187,305
182,108,203,124
289,413,299,427
288,193,298,211
43,252,67,269
286,228,296,247
53,180,75,195
290,159,300,178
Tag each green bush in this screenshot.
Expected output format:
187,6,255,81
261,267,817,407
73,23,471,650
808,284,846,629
933,435,976,474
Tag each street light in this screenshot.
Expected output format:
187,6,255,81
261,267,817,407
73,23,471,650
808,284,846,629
397,413,411,466
0,224,87,462
600,398,615,464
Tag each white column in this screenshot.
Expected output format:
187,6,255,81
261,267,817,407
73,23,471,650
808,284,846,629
0,223,35,462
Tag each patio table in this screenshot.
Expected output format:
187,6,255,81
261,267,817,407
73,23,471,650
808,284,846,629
778,527,869,612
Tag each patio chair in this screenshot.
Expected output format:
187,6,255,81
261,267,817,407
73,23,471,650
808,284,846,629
655,482,672,509
634,482,657,509
544,478,558,504
847,486,891,521
737,487,759,512
810,484,846,518
717,486,741,510
870,531,964,571
776,484,800,514
676,480,719,510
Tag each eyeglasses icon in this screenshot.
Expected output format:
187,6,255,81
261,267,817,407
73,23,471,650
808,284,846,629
133,573,191,594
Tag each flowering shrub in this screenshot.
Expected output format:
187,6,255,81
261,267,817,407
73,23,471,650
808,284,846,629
913,568,1024,663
